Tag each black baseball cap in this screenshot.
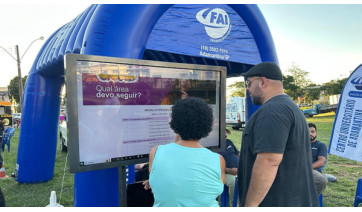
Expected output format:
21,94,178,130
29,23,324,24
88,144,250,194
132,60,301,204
241,62,283,81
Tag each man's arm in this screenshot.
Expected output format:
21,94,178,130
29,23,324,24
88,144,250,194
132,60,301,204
225,167,237,176
312,156,326,170
244,152,283,207
313,142,327,170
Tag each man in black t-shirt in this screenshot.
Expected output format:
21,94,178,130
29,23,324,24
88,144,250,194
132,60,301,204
308,122,328,195
237,62,318,207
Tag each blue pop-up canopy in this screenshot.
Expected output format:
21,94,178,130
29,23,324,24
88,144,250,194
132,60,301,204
16,4,277,206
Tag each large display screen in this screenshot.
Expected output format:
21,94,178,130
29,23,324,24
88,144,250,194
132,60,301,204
65,54,226,173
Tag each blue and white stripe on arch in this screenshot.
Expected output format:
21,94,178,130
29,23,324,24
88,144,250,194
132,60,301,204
329,64,362,162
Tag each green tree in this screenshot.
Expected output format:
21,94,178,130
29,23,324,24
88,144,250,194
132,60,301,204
227,81,245,99
8,75,27,104
303,84,321,103
283,75,301,100
287,62,312,88
320,78,347,96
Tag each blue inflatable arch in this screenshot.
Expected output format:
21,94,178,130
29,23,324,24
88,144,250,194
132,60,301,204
17,4,277,206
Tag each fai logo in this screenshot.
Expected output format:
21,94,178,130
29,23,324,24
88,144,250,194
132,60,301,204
196,8,231,42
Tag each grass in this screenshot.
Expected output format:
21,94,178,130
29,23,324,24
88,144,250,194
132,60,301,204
0,129,74,207
1,112,361,207
227,112,362,207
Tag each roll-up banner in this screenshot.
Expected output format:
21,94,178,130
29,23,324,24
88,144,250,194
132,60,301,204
329,64,362,162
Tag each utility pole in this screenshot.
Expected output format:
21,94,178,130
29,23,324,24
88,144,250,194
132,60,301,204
15,45,23,107
1,37,44,110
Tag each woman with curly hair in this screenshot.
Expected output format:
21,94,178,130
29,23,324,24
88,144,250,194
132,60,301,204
144,97,225,207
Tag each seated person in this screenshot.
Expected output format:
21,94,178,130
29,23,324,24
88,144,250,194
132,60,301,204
219,129,239,206
143,97,225,207
308,122,328,195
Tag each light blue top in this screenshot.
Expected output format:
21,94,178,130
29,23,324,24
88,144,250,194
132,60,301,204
149,143,223,207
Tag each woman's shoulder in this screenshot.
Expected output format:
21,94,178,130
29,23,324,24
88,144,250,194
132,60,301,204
202,148,222,160
154,143,177,152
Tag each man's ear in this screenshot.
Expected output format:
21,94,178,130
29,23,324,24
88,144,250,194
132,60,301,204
260,77,267,88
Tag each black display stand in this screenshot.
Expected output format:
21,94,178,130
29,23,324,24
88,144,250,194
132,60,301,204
119,165,154,207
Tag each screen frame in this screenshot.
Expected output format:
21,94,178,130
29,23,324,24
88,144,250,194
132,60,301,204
65,53,226,173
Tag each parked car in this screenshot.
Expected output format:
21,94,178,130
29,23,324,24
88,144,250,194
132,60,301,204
59,120,68,152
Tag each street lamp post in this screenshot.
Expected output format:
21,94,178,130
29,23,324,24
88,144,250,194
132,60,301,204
0,36,44,108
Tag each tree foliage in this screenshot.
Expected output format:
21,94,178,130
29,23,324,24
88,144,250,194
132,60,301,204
226,62,345,106
303,84,321,103
320,78,347,96
286,62,312,88
281,62,347,105
283,75,301,100
283,63,324,104
8,75,27,104
227,81,245,98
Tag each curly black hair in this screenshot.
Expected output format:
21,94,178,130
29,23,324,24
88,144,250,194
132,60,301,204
170,97,214,140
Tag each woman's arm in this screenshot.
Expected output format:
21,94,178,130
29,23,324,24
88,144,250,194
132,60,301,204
148,145,159,174
219,155,226,184
143,145,159,190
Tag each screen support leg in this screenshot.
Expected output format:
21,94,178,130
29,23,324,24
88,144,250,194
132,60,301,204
119,166,127,207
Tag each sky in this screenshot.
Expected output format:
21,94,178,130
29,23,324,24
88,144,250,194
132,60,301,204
1,2,362,88
258,4,362,84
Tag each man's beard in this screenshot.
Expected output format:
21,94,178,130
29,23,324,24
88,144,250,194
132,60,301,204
250,87,263,105
310,135,317,142
251,95,263,105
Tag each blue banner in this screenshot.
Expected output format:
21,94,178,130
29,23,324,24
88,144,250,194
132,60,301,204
146,4,261,65
329,65,362,162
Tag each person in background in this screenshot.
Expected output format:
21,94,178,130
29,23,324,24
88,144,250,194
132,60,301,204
143,97,225,207
237,62,319,207
16,119,20,128
0,120,5,207
0,120,4,167
308,122,328,195
220,129,240,206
